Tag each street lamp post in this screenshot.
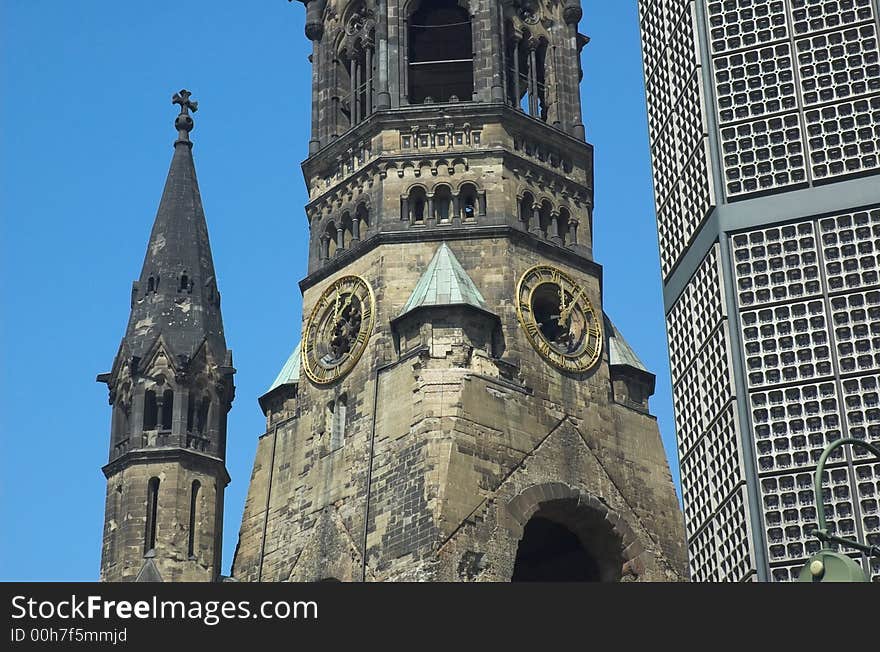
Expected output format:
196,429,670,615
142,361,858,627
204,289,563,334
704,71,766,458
799,438,880,583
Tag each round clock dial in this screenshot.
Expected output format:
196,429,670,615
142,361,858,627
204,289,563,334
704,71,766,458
516,265,603,372
303,275,375,385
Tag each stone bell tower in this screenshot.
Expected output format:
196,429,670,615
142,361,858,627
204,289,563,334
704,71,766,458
97,91,235,582
232,0,687,581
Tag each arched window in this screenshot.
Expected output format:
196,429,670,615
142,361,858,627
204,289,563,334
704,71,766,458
197,397,210,435
144,477,160,554
341,212,354,249
326,222,339,257
459,183,478,221
330,395,347,451
409,187,428,224
333,57,353,134
355,203,369,240
144,390,158,430
434,185,452,223
342,45,372,127
508,32,550,120
160,390,173,431
408,0,473,104
519,192,535,229
179,273,190,293
538,202,553,239
558,207,572,245
187,480,200,558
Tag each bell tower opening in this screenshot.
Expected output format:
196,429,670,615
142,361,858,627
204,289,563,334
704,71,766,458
408,0,473,104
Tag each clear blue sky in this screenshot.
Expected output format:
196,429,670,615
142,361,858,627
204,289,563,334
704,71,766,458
0,1,677,581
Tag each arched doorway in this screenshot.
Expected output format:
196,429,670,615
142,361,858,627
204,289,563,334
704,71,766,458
507,490,631,582
512,517,600,581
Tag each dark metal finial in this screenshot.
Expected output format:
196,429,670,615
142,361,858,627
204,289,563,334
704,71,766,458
172,89,198,143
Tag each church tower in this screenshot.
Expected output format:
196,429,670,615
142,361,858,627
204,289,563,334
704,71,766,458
97,92,235,582
233,0,687,581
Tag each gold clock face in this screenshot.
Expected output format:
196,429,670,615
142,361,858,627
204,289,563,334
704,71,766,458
516,265,603,372
303,275,375,385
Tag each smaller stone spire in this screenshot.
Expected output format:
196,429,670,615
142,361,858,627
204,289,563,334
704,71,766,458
172,89,198,144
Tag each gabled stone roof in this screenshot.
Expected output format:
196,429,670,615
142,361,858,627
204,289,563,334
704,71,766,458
397,242,489,319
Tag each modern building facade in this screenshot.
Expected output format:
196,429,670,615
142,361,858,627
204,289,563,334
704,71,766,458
638,0,880,581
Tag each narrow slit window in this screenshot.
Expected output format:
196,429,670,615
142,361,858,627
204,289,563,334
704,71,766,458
144,477,160,554
187,480,200,558
144,390,158,430
161,390,173,431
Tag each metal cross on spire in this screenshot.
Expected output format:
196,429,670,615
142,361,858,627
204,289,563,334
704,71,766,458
173,89,198,115
172,89,198,143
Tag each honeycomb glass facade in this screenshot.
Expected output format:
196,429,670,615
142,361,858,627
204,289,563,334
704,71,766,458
639,0,880,581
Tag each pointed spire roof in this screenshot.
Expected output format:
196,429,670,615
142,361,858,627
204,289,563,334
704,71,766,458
397,242,492,320
121,90,228,363
267,341,302,393
604,315,649,373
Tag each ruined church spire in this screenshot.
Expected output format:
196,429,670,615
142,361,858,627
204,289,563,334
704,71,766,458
97,91,233,582
123,89,227,364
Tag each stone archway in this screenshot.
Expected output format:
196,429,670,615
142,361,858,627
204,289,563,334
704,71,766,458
505,483,645,582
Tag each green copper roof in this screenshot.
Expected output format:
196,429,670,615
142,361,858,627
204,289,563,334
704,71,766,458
398,242,488,318
267,341,301,393
605,316,649,372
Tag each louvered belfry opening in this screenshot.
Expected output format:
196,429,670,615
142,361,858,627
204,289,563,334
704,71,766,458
408,0,473,104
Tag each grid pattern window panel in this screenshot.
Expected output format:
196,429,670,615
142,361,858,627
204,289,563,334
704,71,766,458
645,52,673,142
688,518,721,582
639,1,716,277
714,43,798,125
830,289,880,373
750,381,846,474
715,487,758,581
820,209,880,294
681,437,713,538
761,466,858,566
770,562,809,581
667,244,726,383
796,23,880,108
656,193,682,279
669,4,703,101
720,112,809,196
731,221,822,308
650,105,680,203
707,403,748,505
675,71,711,160
705,0,790,55
740,299,833,388
679,403,747,540
674,351,705,456
789,0,876,37
854,462,880,563
639,0,669,77
841,374,880,458
805,95,880,181
672,322,736,455
678,141,716,261
702,323,738,424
